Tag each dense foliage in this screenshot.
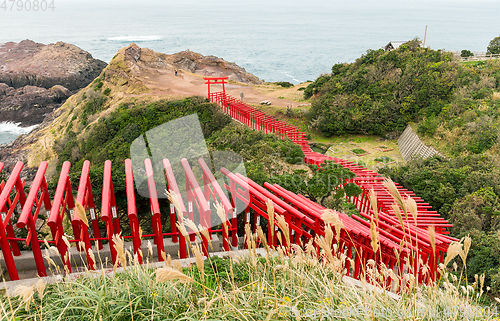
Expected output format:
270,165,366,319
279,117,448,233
461,50,474,58
207,123,304,186
305,39,500,139
274,81,295,88
487,35,500,55
306,40,500,294
380,155,500,220
380,154,500,293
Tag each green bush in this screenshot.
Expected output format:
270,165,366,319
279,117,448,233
461,49,474,58
380,154,500,219
304,39,500,136
275,81,294,88
94,81,103,91
103,88,111,96
268,160,361,208
417,115,440,136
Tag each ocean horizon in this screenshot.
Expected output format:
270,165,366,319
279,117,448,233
1,0,500,144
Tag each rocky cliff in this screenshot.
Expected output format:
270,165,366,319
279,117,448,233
170,50,262,84
0,40,107,90
0,40,107,128
107,44,262,86
0,83,71,125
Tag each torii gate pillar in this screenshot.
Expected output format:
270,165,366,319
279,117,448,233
204,77,228,99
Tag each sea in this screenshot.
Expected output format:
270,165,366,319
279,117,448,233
0,0,499,144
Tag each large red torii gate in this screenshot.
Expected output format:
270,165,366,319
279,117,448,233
204,77,228,99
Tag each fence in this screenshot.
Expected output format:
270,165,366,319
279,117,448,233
447,51,500,62
0,154,454,286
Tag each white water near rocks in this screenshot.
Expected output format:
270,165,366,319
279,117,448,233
0,122,38,145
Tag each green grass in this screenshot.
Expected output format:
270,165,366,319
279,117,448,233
2,241,494,320
351,148,368,155
375,156,394,163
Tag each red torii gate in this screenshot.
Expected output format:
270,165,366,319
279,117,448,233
204,77,228,99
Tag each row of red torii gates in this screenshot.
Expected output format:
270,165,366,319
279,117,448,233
0,78,455,285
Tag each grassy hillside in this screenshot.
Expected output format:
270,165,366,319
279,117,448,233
21,44,303,241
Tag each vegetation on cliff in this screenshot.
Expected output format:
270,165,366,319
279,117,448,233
304,39,500,146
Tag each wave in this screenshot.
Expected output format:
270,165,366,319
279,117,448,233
0,122,39,135
107,35,163,42
284,73,302,83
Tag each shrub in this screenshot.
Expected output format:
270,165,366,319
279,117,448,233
275,81,294,88
94,81,103,91
304,39,498,136
375,156,393,163
351,148,367,155
461,49,474,58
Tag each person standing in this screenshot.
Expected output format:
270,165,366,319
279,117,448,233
174,70,178,76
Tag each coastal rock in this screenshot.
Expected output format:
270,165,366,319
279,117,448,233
1,43,270,173
0,83,71,126
0,40,107,91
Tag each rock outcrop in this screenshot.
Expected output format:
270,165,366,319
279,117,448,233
0,40,106,128
108,44,262,85
1,43,268,174
170,50,262,84
0,40,107,171
0,83,71,126
0,40,107,91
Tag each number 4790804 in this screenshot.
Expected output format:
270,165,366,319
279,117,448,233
1,0,55,11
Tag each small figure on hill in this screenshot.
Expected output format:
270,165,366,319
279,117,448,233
174,70,178,76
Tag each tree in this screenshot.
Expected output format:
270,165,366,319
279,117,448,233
450,187,500,235
460,49,474,58
487,35,500,55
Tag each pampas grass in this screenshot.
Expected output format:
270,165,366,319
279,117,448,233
156,267,194,283
3,228,492,321
266,199,275,244
322,209,344,242
74,202,88,226
112,232,127,269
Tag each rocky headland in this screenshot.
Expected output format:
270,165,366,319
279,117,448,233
0,40,107,127
0,40,107,91
0,40,107,172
